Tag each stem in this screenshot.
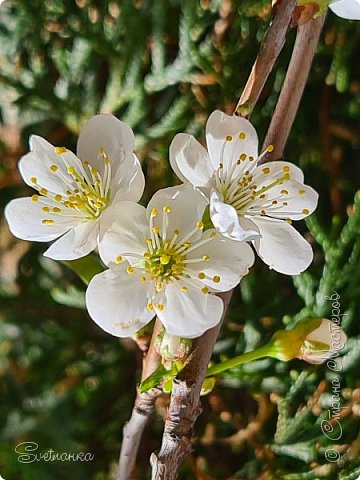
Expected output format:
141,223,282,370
206,344,272,377
235,0,297,118
117,319,163,480
261,12,327,161
150,290,233,480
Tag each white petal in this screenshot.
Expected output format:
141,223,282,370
329,0,360,19
206,110,259,171
210,190,259,241
146,184,208,242
252,161,305,186
86,264,154,337
77,114,135,175
98,201,148,266
4,197,72,242
252,216,313,275
110,153,145,203
247,180,318,220
19,136,75,195
169,133,214,188
156,284,223,338
186,229,255,291
44,221,98,260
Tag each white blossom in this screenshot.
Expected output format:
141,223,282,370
329,0,360,19
170,110,319,275
86,184,254,338
5,114,144,260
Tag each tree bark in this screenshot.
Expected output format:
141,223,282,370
117,319,163,480
150,291,233,479
261,13,327,162
235,0,297,118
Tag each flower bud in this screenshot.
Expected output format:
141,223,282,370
269,318,347,364
155,329,192,369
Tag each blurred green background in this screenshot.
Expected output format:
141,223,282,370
0,0,360,479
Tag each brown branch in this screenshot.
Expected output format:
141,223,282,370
117,319,163,480
150,290,233,479
235,0,297,118
261,12,327,161
150,8,326,480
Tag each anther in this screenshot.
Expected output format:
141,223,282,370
153,226,160,234
127,266,134,274
299,189,305,195
198,272,205,280
42,219,54,224
40,188,48,195
50,164,58,172
302,209,309,215
157,303,164,311
266,144,274,152
280,189,288,195
55,194,62,201
140,276,147,283
42,207,50,212
53,207,61,213
115,256,123,264
30,177,37,184
55,147,67,155
202,255,210,261
147,303,154,311
239,132,246,140
32,195,39,202
151,208,158,217
163,206,172,213
262,167,270,174
283,166,290,173
226,135,233,141
213,275,221,283
180,287,188,292
201,287,209,294
196,221,204,229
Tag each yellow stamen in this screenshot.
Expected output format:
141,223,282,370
55,147,67,154
42,219,54,224
213,275,221,283
115,256,123,264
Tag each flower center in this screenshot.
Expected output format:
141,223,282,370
212,138,291,216
115,206,220,312
31,147,111,223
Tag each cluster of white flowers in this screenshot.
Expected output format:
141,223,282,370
5,111,318,339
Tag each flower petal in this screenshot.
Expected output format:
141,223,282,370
19,136,80,196
252,216,313,275
156,284,223,338
206,110,259,171
86,264,154,337
98,201,148,266
4,197,72,242
247,180,318,220
147,184,208,242
43,221,98,260
169,133,214,188
110,153,145,203
76,113,134,174
210,190,259,241
186,229,255,291
329,0,360,19
252,161,305,186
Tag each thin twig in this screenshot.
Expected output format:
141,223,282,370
117,319,163,480
261,12,327,161
235,0,297,118
150,9,326,480
150,291,233,479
